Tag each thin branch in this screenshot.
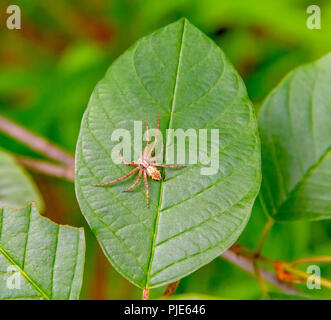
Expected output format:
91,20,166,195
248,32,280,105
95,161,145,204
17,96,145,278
252,259,268,296
284,264,331,289
0,115,74,167
291,256,331,267
252,218,275,295
255,219,274,255
13,152,75,182
162,280,180,298
221,250,299,295
16,156,74,182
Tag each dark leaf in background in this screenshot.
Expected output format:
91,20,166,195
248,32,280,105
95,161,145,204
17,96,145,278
259,53,331,221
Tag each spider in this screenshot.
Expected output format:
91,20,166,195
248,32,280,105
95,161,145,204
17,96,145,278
92,116,183,208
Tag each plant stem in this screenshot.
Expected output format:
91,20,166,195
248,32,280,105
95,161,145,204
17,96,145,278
142,287,150,300
252,260,268,296
284,264,331,289
251,218,274,294
0,115,74,167
256,218,274,255
221,250,299,294
291,256,331,267
16,156,75,182
162,280,180,298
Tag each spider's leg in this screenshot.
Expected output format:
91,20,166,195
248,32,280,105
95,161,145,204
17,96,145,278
150,142,164,161
143,119,151,157
122,170,142,192
143,171,150,208
153,163,185,168
118,140,136,166
92,167,139,186
148,114,160,157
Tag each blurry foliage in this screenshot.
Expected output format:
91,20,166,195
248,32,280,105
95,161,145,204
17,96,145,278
0,0,330,299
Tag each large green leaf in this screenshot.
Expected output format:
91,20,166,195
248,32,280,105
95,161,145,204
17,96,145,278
0,202,85,300
0,149,43,209
259,53,331,221
75,18,261,288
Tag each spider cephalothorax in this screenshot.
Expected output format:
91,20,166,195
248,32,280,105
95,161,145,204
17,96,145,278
92,116,183,207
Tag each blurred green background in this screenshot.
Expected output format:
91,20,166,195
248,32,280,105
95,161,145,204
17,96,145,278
0,0,331,299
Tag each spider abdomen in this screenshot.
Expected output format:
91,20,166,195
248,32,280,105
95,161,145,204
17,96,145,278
93,116,182,207
146,166,162,180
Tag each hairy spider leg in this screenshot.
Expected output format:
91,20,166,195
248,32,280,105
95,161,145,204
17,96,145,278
122,170,142,192
150,142,164,161
92,167,139,186
143,171,149,208
148,114,160,157
154,163,184,168
118,140,136,166
143,119,151,157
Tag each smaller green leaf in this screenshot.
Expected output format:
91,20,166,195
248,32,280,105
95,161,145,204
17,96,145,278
259,53,331,221
0,202,85,300
0,149,43,210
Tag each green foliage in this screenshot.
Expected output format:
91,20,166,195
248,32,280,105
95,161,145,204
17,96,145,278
0,202,85,300
0,149,43,209
75,19,261,288
259,54,331,221
1,0,331,300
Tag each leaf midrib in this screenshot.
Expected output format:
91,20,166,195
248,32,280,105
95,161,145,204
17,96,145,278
145,19,186,287
0,206,51,300
0,244,50,300
268,66,330,216
277,144,331,214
